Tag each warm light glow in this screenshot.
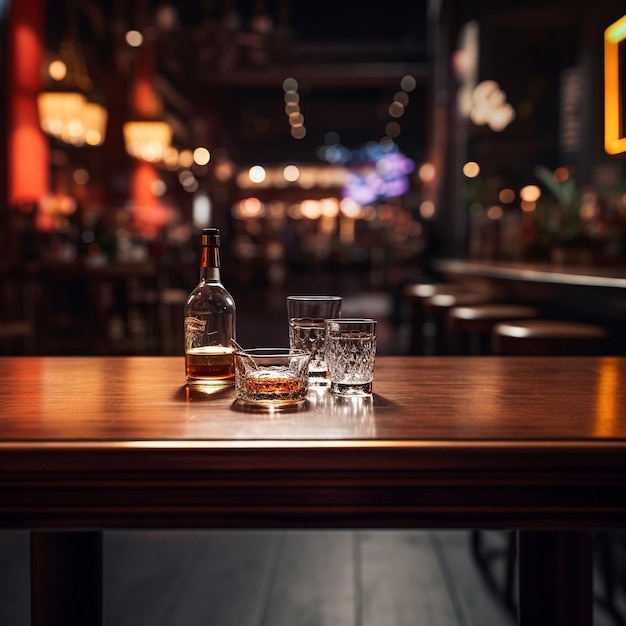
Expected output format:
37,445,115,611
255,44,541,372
38,33,107,147
72,168,90,185
470,80,515,131
462,161,480,178
498,188,515,204
10,14,49,205
179,171,198,193
240,197,264,218
126,30,144,47
123,120,173,162
389,101,405,118
419,200,436,219
182,172,200,193
300,199,322,219
488,103,515,131
178,149,194,168
283,164,300,182
553,166,571,182
594,358,619,436
604,15,626,154
40,193,77,216
193,146,211,165
37,91,84,137
418,162,436,183
520,184,541,202
82,102,107,146
150,179,166,196
130,161,159,208
289,112,304,127
249,165,266,183
339,197,361,218
48,60,67,81
520,200,536,213
38,93,107,146
320,197,340,218
486,205,503,220
299,169,316,188
163,146,179,169
214,161,234,182
236,164,348,190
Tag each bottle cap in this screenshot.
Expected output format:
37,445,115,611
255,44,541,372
202,228,220,246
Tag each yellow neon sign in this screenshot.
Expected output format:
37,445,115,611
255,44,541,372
605,15,626,155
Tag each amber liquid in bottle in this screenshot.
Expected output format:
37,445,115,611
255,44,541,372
184,229,236,385
185,346,235,381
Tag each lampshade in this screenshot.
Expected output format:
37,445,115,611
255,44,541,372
37,36,108,147
123,120,173,162
82,101,108,146
37,91,85,139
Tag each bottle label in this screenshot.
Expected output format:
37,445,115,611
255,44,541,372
185,316,207,333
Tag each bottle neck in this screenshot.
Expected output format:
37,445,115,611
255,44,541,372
200,245,221,282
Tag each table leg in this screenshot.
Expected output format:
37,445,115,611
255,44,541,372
31,530,103,626
517,530,592,626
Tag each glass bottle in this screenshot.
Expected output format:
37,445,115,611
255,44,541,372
184,228,236,385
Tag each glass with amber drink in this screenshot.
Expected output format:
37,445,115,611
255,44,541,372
233,348,311,406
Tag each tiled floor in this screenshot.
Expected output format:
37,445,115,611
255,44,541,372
1,529,624,625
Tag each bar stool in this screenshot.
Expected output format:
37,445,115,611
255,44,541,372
448,304,540,355
402,282,464,354
492,320,608,356
422,291,495,355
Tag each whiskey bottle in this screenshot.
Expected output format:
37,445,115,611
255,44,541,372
184,228,236,385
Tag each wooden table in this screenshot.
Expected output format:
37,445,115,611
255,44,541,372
1,356,625,625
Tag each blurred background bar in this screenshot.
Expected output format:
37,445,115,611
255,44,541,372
1,0,625,356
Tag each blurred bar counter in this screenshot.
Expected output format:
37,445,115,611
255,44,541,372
435,258,626,354
1,260,187,356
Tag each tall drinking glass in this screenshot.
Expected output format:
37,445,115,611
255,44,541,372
287,295,342,383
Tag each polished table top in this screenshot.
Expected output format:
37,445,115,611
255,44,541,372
3,355,626,440
1,355,625,530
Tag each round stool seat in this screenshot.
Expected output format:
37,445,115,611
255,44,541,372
403,282,464,301
449,304,540,335
403,282,466,355
424,290,493,312
493,320,608,356
423,291,496,355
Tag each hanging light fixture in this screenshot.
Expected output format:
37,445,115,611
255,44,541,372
37,36,108,147
123,120,172,162
123,33,173,163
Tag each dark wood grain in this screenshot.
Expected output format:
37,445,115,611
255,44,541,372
0,355,623,626
0,356,624,530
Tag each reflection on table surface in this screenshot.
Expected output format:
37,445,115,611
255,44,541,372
1,355,625,442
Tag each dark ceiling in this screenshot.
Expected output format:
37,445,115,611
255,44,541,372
44,0,431,165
